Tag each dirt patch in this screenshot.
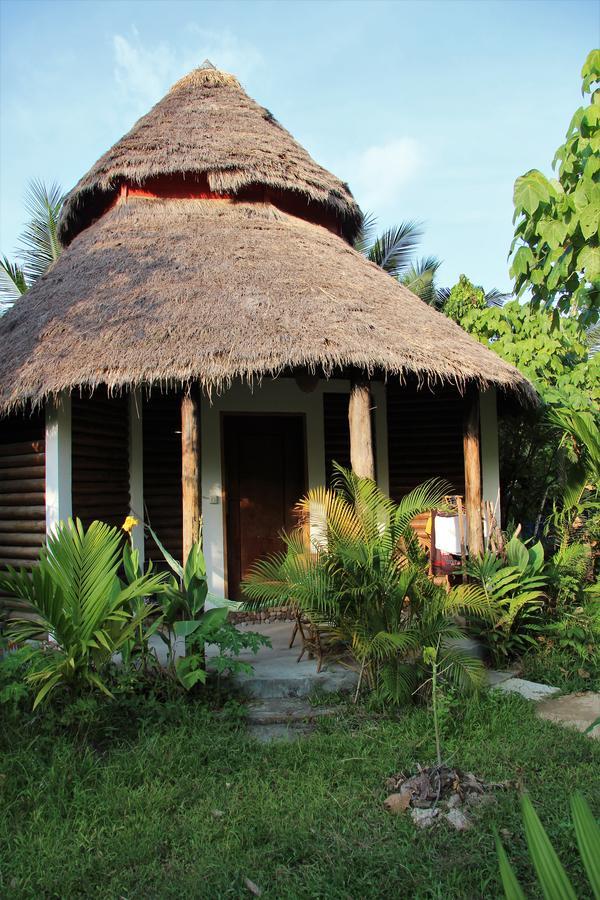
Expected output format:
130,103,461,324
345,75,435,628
384,765,513,830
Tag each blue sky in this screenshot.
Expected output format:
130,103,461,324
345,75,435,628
0,0,594,292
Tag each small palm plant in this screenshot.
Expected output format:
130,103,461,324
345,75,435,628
0,519,167,707
243,467,493,704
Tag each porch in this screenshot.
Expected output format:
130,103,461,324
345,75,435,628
0,374,500,604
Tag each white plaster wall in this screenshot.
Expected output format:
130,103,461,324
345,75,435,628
480,387,501,524
200,377,390,599
128,390,145,565
45,393,72,533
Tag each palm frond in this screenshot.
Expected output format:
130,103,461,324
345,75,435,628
585,322,600,357
367,221,423,278
353,211,378,255
18,179,64,282
0,256,27,311
399,256,442,305
484,287,511,307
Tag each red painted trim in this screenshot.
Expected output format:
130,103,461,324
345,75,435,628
110,174,343,237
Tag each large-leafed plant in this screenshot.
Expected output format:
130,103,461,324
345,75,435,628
243,466,493,704
0,519,167,707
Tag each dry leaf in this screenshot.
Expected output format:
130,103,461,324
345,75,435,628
384,792,411,813
578,668,590,679
244,878,262,896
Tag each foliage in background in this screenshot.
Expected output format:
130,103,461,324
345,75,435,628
545,404,600,543
442,274,488,324
496,792,600,900
0,519,166,707
509,50,600,327
457,297,599,529
243,466,492,704
466,535,547,664
0,180,64,312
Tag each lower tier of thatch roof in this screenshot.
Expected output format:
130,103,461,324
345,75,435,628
0,198,535,412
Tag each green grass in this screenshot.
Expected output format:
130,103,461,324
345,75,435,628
1,690,599,899
519,648,600,693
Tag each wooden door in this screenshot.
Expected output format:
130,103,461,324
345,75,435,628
223,415,306,601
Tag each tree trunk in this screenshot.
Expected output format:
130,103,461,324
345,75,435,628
181,387,201,563
348,374,375,480
463,387,484,557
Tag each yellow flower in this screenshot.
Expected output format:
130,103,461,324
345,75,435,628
122,515,140,534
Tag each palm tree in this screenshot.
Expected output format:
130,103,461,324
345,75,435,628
243,466,492,704
0,180,64,313
355,213,509,311
354,214,444,304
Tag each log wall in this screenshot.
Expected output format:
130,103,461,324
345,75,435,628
71,390,130,529
0,411,46,570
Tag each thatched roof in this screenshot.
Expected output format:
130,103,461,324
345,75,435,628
0,197,535,412
57,62,362,246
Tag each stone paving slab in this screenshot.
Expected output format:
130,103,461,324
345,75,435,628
490,675,560,702
536,691,600,740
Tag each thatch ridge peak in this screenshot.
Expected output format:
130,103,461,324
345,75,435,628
56,62,362,246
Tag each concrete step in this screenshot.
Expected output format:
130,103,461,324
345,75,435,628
246,699,338,725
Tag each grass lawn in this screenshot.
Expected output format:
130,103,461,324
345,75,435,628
1,689,599,899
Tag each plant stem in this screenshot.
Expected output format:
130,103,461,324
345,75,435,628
431,657,442,767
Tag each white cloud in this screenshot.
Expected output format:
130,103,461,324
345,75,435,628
345,137,423,213
112,27,263,112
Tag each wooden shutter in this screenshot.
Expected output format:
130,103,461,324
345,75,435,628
71,390,130,529
0,411,46,569
143,391,183,566
387,380,465,501
323,393,351,486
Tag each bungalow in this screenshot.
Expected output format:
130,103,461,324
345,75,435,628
0,62,534,603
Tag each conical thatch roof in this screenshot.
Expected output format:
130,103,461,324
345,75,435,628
0,63,535,412
57,61,362,246
0,196,535,412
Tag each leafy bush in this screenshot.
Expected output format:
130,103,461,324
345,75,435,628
0,519,166,707
243,466,492,704
466,535,547,665
148,527,270,691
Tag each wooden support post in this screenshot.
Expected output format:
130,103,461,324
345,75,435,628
349,374,375,480
181,387,201,563
463,387,484,558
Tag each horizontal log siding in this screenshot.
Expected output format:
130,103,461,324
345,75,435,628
71,391,130,529
323,392,377,487
387,380,465,501
323,393,351,487
143,391,183,567
0,411,46,570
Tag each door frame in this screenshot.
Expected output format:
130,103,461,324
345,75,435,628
220,411,308,600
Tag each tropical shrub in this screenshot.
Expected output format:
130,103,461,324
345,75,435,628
496,792,600,900
243,467,493,704
466,535,547,664
545,403,600,544
148,526,270,690
0,519,167,707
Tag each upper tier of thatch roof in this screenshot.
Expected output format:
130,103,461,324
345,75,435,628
0,197,535,413
57,62,362,246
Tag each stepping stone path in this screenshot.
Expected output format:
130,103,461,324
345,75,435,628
536,691,600,740
489,670,600,740
245,699,337,743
